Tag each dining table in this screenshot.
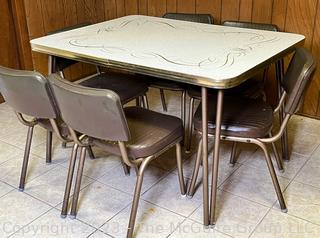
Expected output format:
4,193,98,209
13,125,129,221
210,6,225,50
30,15,305,226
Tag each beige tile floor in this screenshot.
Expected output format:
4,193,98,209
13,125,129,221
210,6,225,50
0,88,320,238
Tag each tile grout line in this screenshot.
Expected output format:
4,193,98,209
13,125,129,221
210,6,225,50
247,206,273,238
269,205,320,228
184,202,236,238
7,207,55,238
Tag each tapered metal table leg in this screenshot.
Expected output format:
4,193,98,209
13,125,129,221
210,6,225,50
210,89,224,225
201,87,209,226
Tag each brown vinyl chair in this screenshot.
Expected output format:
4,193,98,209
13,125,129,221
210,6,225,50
185,20,284,152
163,13,214,23
186,48,316,213
0,66,73,191
49,74,186,238
143,13,214,129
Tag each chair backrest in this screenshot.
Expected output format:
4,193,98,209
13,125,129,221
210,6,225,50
47,23,91,73
222,20,279,31
282,48,316,115
0,66,58,119
163,13,214,24
49,74,130,141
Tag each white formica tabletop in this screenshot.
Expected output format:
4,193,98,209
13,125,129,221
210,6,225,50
31,15,304,89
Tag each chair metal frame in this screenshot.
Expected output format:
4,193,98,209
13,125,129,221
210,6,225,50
62,130,185,238
50,75,186,238
186,48,317,218
187,92,287,197
0,66,76,191
16,112,74,191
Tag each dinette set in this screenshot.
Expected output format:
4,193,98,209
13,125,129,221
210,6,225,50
0,13,316,238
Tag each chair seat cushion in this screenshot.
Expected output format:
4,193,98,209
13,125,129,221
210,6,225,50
91,107,183,159
187,86,216,99
142,75,185,91
80,72,148,104
194,96,273,138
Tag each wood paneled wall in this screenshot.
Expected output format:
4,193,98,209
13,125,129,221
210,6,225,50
21,0,320,118
0,0,22,103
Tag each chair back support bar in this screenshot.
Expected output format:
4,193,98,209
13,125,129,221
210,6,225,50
0,66,58,119
282,48,316,115
49,74,130,141
163,13,214,24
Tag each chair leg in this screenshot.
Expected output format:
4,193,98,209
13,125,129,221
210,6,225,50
61,143,79,218
127,170,143,238
135,97,140,107
121,161,131,176
19,126,34,191
181,90,186,130
142,94,149,109
185,97,194,152
87,146,95,159
187,139,202,197
62,142,67,148
258,141,287,212
229,142,237,166
70,147,87,219
59,70,65,79
282,129,289,161
127,157,153,238
46,130,52,164
160,89,167,112
269,133,284,171
176,142,186,195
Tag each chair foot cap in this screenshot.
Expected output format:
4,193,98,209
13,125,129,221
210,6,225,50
69,214,76,219
281,208,288,213
204,224,215,229
279,169,285,173
185,150,191,154
18,188,24,192
181,194,187,198
229,163,235,167
60,214,67,218
186,195,193,199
